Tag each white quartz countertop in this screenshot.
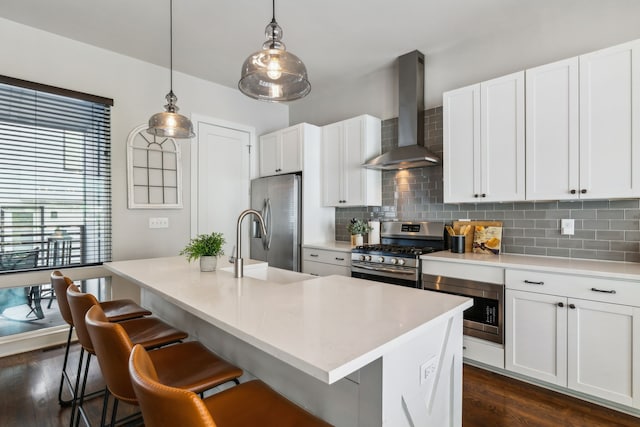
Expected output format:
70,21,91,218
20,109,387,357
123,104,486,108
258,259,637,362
421,251,640,281
105,256,471,384
302,241,353,252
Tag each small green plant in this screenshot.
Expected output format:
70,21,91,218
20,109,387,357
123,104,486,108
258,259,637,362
346,218,372,235
180,232,225,262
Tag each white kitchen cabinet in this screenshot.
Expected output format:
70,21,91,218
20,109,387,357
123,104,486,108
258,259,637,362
505,269,640,408
259,124,305,177
505,289,567,386
302,247,351,276
579,39,640,199
526,39,640,200
443,71,525,203
321,115,381,207
525,57,580,200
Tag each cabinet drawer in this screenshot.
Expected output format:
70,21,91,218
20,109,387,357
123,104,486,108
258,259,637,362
303,260,350,277
506,269,640,306
302,248,350,267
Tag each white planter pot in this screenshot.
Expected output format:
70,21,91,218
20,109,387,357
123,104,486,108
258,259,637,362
199,256,218,272
350,234,364,247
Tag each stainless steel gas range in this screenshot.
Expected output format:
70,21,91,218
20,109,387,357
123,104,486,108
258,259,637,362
350,221,446,288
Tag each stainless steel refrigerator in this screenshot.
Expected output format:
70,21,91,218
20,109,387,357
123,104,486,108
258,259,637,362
250,173,301,271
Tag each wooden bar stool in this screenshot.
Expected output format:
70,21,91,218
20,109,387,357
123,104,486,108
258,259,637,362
129,344,333,427
51,270,151,407
85,304,243,427
67,284,187,427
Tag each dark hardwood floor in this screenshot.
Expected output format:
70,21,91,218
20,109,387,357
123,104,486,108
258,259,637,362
1,344,639,426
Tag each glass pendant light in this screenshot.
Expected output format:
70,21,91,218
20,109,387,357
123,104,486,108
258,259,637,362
147,0,195,139
238,0,311,102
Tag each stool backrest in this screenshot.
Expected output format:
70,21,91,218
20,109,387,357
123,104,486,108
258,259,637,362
66,284,98,353
129,345,217,427
85,304,138,404
50,271,74,326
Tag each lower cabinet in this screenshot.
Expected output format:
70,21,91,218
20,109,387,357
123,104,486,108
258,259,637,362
505,270,640,408
302,248,351,277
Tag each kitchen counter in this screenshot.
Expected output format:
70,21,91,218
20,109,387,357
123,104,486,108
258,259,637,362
302,241,353,252
421,251,640,281
105,256,471,426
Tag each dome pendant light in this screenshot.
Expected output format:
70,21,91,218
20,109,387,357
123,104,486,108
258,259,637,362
238,0,311,102
147,0,195,139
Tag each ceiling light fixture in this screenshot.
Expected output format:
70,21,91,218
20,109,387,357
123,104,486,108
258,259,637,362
238,0,311,102
147,0,195,139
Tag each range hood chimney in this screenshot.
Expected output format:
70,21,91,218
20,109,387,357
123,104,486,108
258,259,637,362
364,50,440,170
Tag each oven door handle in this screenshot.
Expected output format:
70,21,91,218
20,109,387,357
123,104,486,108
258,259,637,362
352,264,415,275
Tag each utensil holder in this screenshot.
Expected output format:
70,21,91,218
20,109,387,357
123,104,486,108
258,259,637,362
451,235,465,254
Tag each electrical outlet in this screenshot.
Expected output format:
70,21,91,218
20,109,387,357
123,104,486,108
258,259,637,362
561,219,574,235
149,217,169,229
419,356,438,385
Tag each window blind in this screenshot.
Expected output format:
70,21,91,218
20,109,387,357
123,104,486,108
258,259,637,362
0,77,112,272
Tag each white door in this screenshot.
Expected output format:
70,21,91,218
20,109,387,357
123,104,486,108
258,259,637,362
279,125,303,174
191,118,253,257
567,298,638,407
259,132,279,177
343,117,365,206
321,122,343,206
525,57,579,201
481,71,525,202
505,289,567,386
443,84,480,203
579,39,640,199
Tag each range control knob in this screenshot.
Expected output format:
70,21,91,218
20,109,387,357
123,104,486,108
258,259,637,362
390,258,398,265
365,255,372,262
359,255,365,261
377,257,385,263
398,259,406,266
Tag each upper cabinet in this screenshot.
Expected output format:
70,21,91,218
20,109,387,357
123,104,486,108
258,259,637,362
321,115,382,207
443,71,525,203
259,124,305,177
526,39,640,200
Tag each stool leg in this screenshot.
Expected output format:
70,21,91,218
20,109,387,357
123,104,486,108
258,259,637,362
74,353,92,427
109,399,119,427
58,325,74,406
69,348,85,427
100,388,110,427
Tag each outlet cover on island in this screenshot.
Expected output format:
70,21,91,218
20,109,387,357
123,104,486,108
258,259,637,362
561,219,574,235
149,217,169,229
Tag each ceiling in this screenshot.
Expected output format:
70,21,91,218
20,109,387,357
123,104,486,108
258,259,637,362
1,0,639,97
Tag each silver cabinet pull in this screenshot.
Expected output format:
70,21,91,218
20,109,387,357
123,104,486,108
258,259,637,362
524,280,544,285
310,253,319,257
591,287,616,294
335,257,345,261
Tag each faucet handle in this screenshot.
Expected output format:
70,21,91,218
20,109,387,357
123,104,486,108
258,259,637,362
229,245,236,264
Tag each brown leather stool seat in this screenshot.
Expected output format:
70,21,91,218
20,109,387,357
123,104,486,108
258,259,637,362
86,305,243,426
129,344,333,427
51,270,151,407
67,284,187,427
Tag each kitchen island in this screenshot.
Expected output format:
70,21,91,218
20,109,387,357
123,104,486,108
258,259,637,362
105,256,472,426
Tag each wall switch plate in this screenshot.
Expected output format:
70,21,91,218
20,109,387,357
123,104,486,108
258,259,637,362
149,217,169,229
419,356,438,385
561,219,574,235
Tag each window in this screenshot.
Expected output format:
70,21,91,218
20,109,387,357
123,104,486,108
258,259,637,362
0,76,112,272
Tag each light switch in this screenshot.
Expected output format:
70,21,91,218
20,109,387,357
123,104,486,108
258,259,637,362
561,219,574,235
149,217,169,229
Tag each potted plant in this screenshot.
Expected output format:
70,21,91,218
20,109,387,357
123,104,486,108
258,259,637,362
347,218,372,247
180,232,226,272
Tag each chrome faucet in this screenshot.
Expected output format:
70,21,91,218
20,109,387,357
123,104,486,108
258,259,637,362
235,209,267,278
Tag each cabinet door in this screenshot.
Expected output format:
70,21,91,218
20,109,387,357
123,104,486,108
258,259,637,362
505,290,567,386
322,122,343,206
443,84,481,203
567,299,639,407
481,71,525,202
259,133,280,176
526,58,579,200
342,117,365,206
279,126,303,174
579,40,640,199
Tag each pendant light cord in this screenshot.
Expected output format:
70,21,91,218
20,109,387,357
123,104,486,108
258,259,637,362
270,0,276,48
169,0,174,93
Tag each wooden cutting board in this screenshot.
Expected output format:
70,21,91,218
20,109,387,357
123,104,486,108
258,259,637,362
452,220,503,253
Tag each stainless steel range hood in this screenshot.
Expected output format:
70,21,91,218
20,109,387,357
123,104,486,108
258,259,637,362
364,50,440,170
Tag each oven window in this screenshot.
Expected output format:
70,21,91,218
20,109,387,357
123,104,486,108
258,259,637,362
464,296,499,327
351,271,419,288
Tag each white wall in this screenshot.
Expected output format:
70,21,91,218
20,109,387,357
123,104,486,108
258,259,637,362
0,18,289,261
290,5,640,125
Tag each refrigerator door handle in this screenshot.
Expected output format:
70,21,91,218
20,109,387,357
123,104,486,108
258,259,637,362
263,198,272,250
